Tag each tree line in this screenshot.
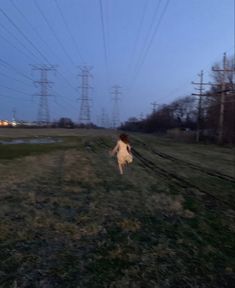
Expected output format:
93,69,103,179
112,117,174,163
120,55,235,144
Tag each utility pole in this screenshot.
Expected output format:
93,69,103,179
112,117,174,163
192,70,206,142
212,53,234,144
111,85,121,128
78,66,93,124
32,64,56,126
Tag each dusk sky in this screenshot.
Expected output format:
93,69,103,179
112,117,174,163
0,0,234,125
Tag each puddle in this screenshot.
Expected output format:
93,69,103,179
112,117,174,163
0,137,62,145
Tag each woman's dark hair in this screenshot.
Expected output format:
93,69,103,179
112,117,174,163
119,133,129,144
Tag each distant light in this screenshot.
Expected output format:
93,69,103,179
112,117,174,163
0,120,10,126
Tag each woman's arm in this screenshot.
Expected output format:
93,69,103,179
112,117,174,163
127,144,131,154
111,141,119,155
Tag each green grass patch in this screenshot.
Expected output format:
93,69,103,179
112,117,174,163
0,143,68,160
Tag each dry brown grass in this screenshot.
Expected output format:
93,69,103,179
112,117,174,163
0,153,57,193
0,131,234,287
0,127,115,138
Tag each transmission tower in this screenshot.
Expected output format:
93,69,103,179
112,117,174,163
139,112,144,120
100,107,107,128
12,108,16,121
12,108,16,126
32,64,56,125
78,66,93,124
111,85,121,128
151,101,159,113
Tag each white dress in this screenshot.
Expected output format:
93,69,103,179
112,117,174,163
113,140,133,165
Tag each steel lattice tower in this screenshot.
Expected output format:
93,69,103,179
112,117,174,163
78,66,93,124
100,108,106,128
32,65,56,125
111,85,121,128
151,101,159,113
100,107,110,128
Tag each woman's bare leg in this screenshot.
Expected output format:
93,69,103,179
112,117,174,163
118,163,123,175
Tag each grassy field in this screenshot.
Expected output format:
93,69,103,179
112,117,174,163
0,128,234,288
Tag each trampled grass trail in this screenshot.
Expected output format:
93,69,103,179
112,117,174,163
0,130,234,287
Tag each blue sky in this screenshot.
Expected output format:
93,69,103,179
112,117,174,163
0,0,234,125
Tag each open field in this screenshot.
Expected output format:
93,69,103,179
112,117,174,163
0,128,235,287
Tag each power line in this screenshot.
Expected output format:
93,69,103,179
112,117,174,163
155,47,234,105
0,84,29,95
34,0,76,67
0,22,40,61
132,0,162,75
141,0,169,63
0,94,76,119
1,7,79,98
111,85,121,128
127,0,150,73
32,0,83,92
55,91,80,114
0,94,31,101
53,0,84,63
99,107,110,128
151,101,159,113
56,91,77,102
0,57,34,82
9,0,79,93
56,71,78,93
192,70,206,142
0,71,31,87
1,86,79,119
212,52,234,144
53,99,77,117
0,5,79,121
155,50,234,107
99,0,110,84
0,42,75,106
0,7,50,63
2,2,79,96
78,66,93,123
32,64,57,125
9,0,60,60
0,31,34,61
0,58,77,120
129,0,170,91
